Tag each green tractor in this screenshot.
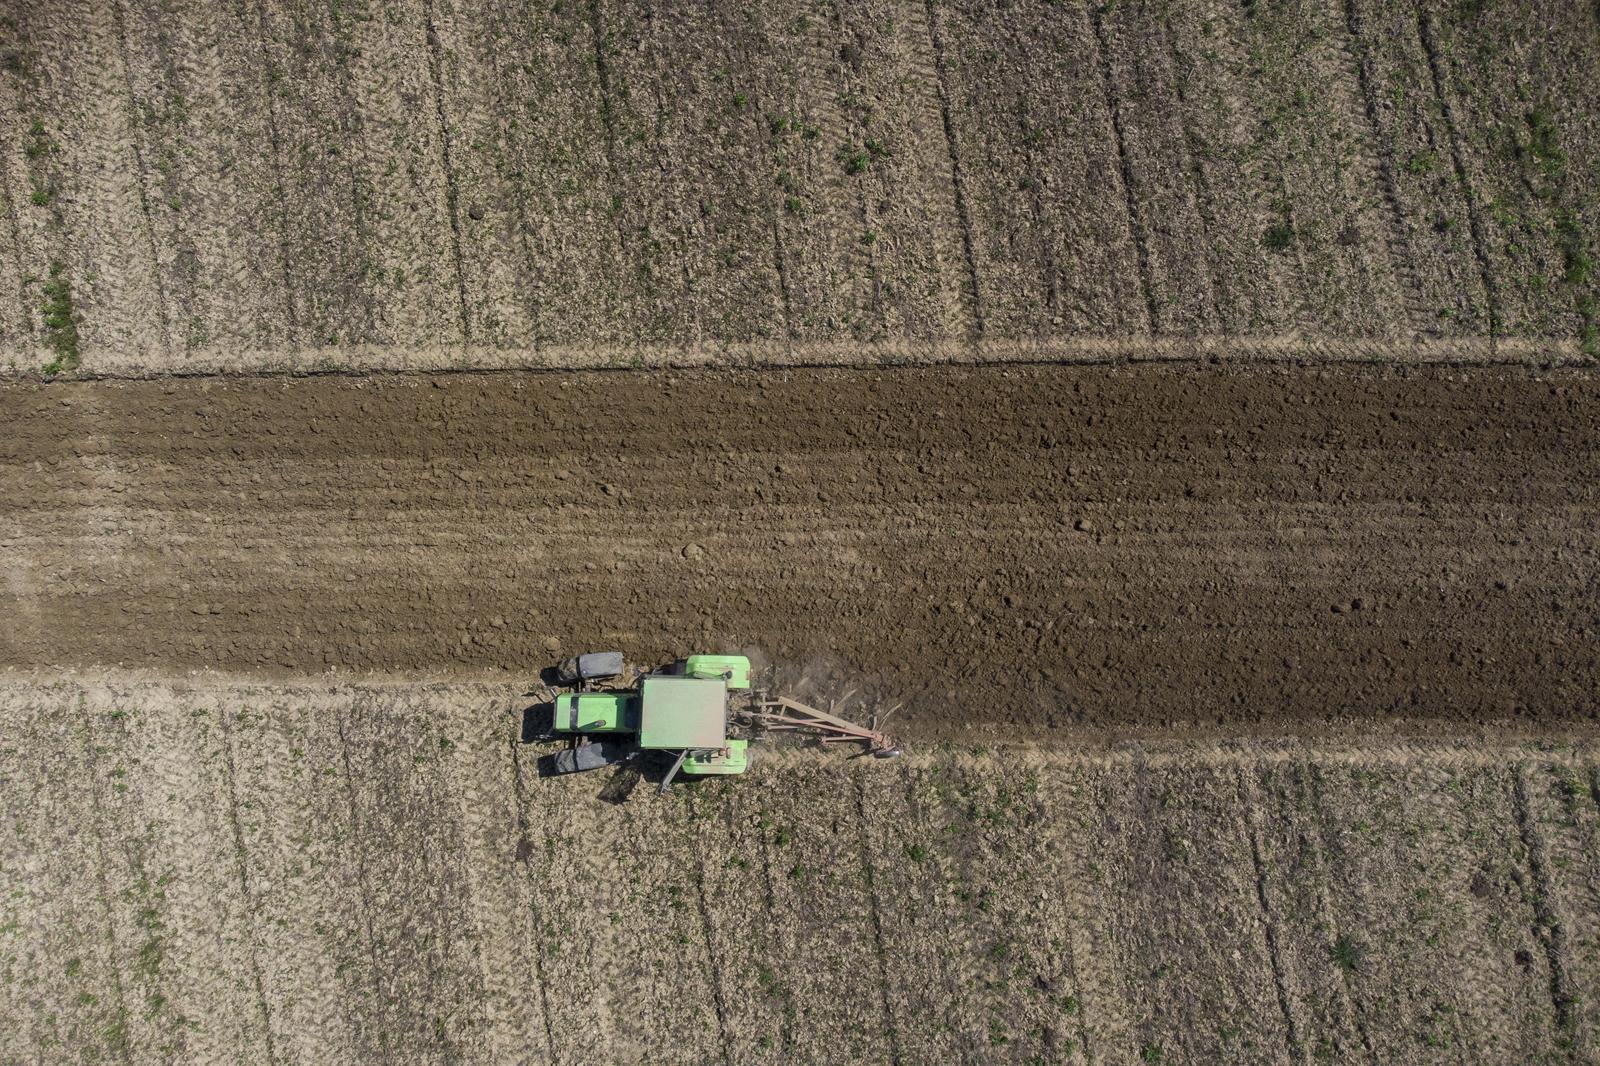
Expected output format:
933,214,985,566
532,651,900,790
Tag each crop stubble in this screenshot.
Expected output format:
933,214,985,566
3,2,1598,372
4,680,1599,1064
4,4,1600,1061
1426,0,1600,344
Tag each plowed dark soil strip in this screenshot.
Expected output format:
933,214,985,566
3,364,1599,737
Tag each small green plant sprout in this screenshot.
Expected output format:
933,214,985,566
1403,149,1437,175
40,262,79,374
1264,219,1295,252
25,118,54,160
1330,934,1362,973
1140,1042,1164,1063
839,137,890,175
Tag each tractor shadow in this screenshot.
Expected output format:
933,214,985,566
596,750,700,803
517,701,687,804
519,701,557,743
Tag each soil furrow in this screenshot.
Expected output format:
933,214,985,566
1530,761,1600,1056
504,725,559,1061
108,0,175,363
1239,771,1305,1062
419,0,471,347
1511,765,1579,1053
1266,764,1377,1062
230,692,364,1062
1087,2,1158,335
0,127,36,354
250,0,302,355
1340,0,1429,338
4,363,1599,735
78,699,138,1066
686,800,737,1066
332,0,463,355
332,706,389,1059
1341,0,1491,338
1414,8,1503,341
919,0,983,338
853,773,905,1066
217,707,282,1066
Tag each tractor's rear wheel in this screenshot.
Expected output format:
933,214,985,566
537,739,636,776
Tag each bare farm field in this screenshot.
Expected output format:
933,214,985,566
4,359,1600,1059
2,677,1598,1065
6,3,1600,1062
0,1,1598,375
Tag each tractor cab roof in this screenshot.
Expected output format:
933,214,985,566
636,676,728,749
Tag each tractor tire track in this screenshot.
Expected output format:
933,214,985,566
1415,7,1502,342
1087,2,1159,335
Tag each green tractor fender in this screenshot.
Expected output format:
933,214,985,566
681,739,750,776
681,654,752,689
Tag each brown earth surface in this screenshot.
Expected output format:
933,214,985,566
7,4,1600,1062
4,362,1599,738
2,1,1598,374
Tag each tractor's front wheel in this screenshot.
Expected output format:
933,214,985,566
555,650,625,684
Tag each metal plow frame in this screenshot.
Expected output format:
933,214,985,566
744,695,901,757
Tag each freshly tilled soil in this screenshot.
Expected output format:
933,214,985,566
4,363,1598,737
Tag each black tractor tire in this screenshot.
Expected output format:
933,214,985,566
555,650,625,684
538,739,637,777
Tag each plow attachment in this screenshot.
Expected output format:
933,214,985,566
746,696,902,758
